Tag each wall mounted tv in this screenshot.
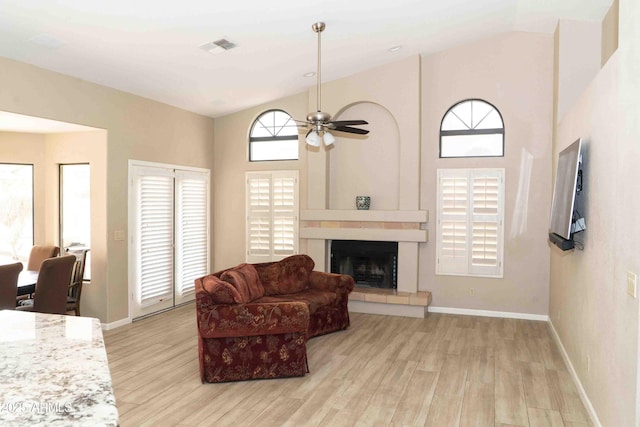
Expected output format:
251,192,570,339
549,138,585,250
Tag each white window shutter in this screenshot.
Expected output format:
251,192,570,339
135,167,175,309
175,170,209,304
246,173,273,262
470,170,503,276
436,169,469,275
246,171,298,263
436,168,504,278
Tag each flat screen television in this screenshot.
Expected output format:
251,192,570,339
549,138,584,250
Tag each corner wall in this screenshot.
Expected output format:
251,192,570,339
549,0,640,424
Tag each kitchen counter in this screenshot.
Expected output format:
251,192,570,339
0,310,118,426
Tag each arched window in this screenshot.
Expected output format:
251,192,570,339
249,109,299,161
440,99,504,158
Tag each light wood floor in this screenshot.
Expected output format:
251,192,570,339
103,303,593,427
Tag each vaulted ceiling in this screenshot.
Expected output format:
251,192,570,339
0,0,612,118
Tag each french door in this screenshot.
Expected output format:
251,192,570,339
129,161,210,319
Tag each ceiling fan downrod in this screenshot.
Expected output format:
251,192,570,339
307,22,331,132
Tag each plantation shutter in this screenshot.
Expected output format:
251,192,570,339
175,170,209,304
246,173,272,262
135,167,175,310
470,170,502,276
272,172,298,257
437,170,469,275
436,168,504,277
246,171,298,262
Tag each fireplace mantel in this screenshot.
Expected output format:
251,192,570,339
300,209,429,242
301,209,428,223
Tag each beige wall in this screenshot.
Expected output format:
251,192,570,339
601,0,619,67
556,20,602,124
44,131,107,320
0,57,215,323
307,55,421,214
420,32,554,315
212,92,308,271
550,0,640,424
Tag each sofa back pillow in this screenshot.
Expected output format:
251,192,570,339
201,275,244,304
220,263,264,302
254,254,315,296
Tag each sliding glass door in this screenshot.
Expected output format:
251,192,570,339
129,162,209,319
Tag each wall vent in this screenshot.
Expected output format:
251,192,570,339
200,38,237,55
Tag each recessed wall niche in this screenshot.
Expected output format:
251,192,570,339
328,102,400,210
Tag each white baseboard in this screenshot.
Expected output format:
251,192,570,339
548,320,602,427
101,317,131,330
428,306,549,322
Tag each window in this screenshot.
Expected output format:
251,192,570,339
249,109,299,161
60,164,91,280
440,99,504,158
246,171,298,262
0,164,33,263
129,162,210,319
436,168,504,278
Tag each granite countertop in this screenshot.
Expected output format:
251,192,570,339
0,310,119,426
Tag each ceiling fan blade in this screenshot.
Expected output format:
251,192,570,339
332,126,370,135
329,120,368,126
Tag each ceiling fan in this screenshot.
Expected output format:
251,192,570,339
300,22,369,147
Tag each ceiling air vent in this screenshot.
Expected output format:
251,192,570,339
200,38,237,55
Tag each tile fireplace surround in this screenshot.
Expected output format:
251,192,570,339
300,209,431,318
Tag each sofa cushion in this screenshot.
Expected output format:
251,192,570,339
201,275,243,304
256,290,337,315
254,254,315,296
220,263,264,302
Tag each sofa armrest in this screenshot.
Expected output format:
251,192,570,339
308,271,354,295
197,298,310,339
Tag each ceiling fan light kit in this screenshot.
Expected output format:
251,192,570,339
300,22,369,147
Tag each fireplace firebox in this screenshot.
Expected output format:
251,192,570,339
330,240,398,289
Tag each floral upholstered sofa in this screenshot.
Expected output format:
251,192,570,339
195,254,354,383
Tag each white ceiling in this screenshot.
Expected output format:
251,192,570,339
0,0,612,119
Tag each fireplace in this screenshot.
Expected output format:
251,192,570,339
330,240,398,289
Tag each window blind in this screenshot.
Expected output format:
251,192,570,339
437,168,504,277
175,170,209,304
135,167,174,308
246,171,298,262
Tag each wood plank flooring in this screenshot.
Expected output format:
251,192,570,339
103,303,593,427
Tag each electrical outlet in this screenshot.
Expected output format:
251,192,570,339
627,271,637,298
114,230,125,241
469,288,475,296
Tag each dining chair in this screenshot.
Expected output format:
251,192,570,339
27,245,60,271
0,262,23,310
17,255,76,315
65,248,89,316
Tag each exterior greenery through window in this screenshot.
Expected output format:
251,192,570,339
60,163,91,280
249,110,299,162
0,163,33,263
440,99,504,158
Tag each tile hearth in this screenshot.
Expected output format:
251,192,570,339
349,288,432,319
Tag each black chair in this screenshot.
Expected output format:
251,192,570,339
17,255,76,315
0,262,23,310
65,248,89,316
